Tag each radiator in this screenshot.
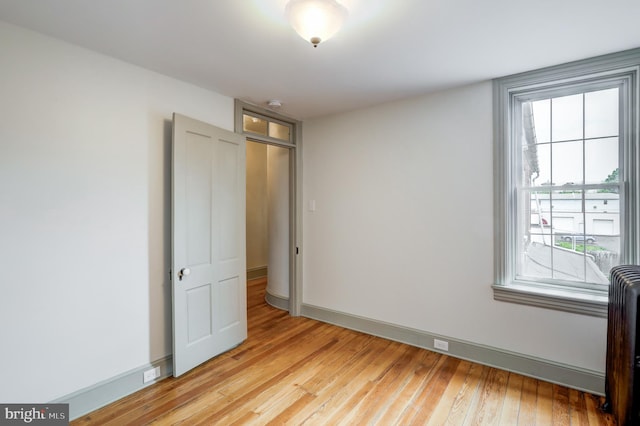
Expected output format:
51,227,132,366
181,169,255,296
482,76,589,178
604,265,640,425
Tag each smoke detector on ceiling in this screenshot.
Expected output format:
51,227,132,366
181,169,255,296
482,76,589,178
268,100,282,108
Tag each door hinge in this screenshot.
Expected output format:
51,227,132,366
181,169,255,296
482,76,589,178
169,269,172,281
296,247,299,255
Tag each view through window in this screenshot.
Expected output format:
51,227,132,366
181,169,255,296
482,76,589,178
517,88,621,287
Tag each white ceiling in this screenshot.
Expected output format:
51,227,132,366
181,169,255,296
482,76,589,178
1,0,639,119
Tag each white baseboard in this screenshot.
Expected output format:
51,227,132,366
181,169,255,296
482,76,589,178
51,356,173,421
265,290,289,311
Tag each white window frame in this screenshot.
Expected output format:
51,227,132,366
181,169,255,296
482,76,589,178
493,49,640,317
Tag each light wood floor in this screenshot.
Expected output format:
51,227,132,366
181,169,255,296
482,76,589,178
72,277,615,425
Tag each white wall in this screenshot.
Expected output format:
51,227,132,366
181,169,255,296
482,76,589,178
267,145,290,298
302,82,608,373
0,21,233,402
246,142,268,271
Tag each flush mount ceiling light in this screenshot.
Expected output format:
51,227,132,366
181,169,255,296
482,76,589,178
285,0,348,48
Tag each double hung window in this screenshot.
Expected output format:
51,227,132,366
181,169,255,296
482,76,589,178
493,49,640,316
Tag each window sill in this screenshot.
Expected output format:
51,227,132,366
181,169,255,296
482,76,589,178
492,283,608,318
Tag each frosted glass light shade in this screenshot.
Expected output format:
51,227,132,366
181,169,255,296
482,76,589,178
285,0,348,47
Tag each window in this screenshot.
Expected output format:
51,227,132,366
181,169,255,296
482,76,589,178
242,112,293,144
493,49,640,316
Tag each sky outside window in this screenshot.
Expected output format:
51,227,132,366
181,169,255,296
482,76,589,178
530,88,619,187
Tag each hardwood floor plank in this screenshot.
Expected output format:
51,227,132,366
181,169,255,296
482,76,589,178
346,345,424,424
467,367,510,426
568,388,590,426
584,393,615,426
287,338,395,425
443,362,487,426
147,390,229,426
497,373,523,426
179,338,340,424
264,391,317,426
425,360,474,426
223,385,313,425
71,279,614,426
216,326,336,400
136,321,325,425
297,331,377,395
552,384,571,426
317,342,411,425
220,331,358,424
536,380,554,425
517,376,538,425
461,364,492,426
401,355,461,424
375,349,441,425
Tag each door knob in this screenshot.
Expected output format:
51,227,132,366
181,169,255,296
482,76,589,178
178,268,191,281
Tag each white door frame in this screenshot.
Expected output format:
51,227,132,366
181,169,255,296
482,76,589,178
234,100,302,316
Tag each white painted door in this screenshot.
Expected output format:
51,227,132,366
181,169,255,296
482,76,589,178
172,113,247,377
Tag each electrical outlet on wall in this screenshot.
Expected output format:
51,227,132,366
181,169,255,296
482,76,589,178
434,339,449,351
143,366,161,383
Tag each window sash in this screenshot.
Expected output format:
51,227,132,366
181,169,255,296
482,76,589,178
511,83,625,290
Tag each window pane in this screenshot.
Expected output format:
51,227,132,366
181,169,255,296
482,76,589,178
530,190,551,228
552,141,583,185
549,190,615,284
243,114,268,136
576,189,620,279
522,101,551,185
534,143,551,186
519,238,553,280
585,187,620,279
517,188,616,285
532,99,551,143
549,190,583,237
585,88,619,139
268,122,290,142
518,189,553,280
548,188,584,284
585,137,618,184
552,94,583,142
